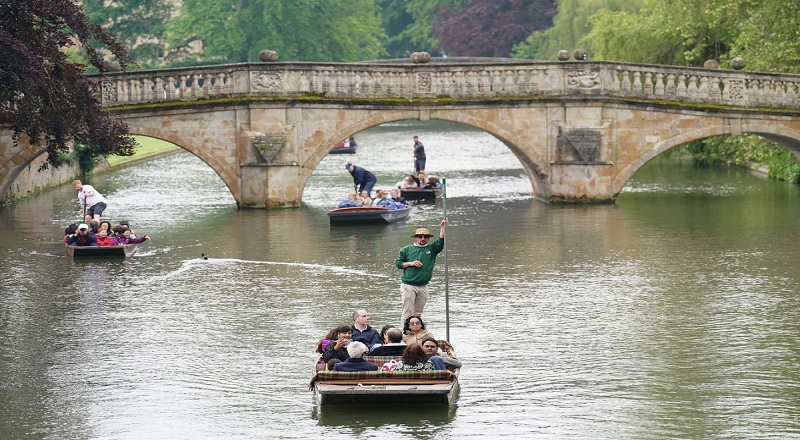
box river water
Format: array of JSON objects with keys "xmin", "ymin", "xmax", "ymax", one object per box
[{"xmin": 1, "ymin": 121, "xmax": 799, "ymax": 439}]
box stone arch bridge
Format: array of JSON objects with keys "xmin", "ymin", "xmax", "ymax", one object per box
[{"xmin": 3, "ymin": 59, "xmax": 800, "ymax": 207}]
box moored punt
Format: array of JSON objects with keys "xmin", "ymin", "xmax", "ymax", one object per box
[
  {"xmin": 311, "ymin": 355, "xmax": 460, "ymax": 406},
  {"xmin": 400, "ymin": 188, "xmax": 442, "ymax": 201},
  {"xmin": 327, "ymin": 206, "xmax": 411, "ymax": 225},
  {"xmin": 65, "ymin": 243, "xmax": 137, "ymax": 258},
  {"xmin": 329, "ymin": 143, "xmax": 357, "ymax": 155}
]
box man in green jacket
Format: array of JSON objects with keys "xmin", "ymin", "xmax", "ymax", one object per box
[{"xmin": 395, "ymin": 218, "xmax": 448, "ymax": 325}]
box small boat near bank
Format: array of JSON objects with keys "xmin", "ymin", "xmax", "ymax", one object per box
[
  {"xmin": 400, "ymin": 188, "xmax": 442, "ymax": 201},
  {"xmin": 327, "ymin": 206, "xmax": 411, "ymax": 225},
  {"xmin": 65, "ymin": 243, "xmax": 137, "ymax": 258},
  {"xmin": 311, "ymin": 343, "xmax": 460, "ymax": 405},
  {"xmin": 329, "ymin": 138, "xmax": 357, "ymax": 154}
]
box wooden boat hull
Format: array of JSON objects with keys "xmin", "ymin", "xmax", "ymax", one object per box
[
  {"xmin": 314, "ymin": 377, "xmax": 459, "ymax": 405},
  {"xmin": 328, "ymin": 206, "xmax": 410, "ymax": 225},
  {"xmin": 65, "ymin": 243, "xmax": 137, "ymax": 258},
  {"xmin": 329, "ymin": 145, "xmax": 357, "ymax": 154},
  {"xmin": 311, "ymin": 347, "xmax": 460, "ymax": 405},
  {"xmin": 400, "ymin": 188, "xmax": 442, "ymax": 200}
]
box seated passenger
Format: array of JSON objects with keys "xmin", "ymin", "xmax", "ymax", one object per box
[
  {"xmin": 114, "ymin": 227, "xmax": 150, "ymax": 245},
  {"xmin": 424, "ymin": 175, "xmax": 442, "ymax": 189},
  {"xmin": 98, "ymin": 220, "xmax": 113, "ymax": 235},
  {"xmin": 88, "ymin": 220, "xmax": 100, "ymax": 233},
  {"xmin": 96, "ymin": 228, "xmax": 118, "ymax": 246},
  {"xmin": 351, "ymin": 309, "xmax": 381, "ymax": 349},
  {"xmin": 332, "ymin": 341, "xmax": 379, "ymax": 371},
  {"xmin": 322, "ymin": 326, "xmax": 352, "ymax": 370},
  {"xmin": 402, "ymin": 315, "xmax": 435, "ymax": 346},
  {"xmin": 336, "ymin": 193, "xmax": 363, "ymax": 208},
  {"xmin": 66, "ymin": 223, "xmax": 98, "ymax": 247},
  {"xmin": 394, "ymin": 344, "xmax": 445, "ymax": 371},
  {"xmin": 417, "ymin": 171, "xmax": 428, "ymax": 188},
  {"xmin": 420, "ymin": 336, "xmax": 462, "ymax": 369},
  {"xmin": 372, "ymin": 189, "xmax": 394, "ymax": 208},
  {"xmin": 396, "ymin": 174, "xmax": 420, "ymax": 189},
  {"xmin": 389, "ymin": 189, "xmax": 407, "ymax": 208},
  {"xmin": 63, "ymin": 224, "xmax": 79, "ymax": 243},
  {"xmin": 358, "ymin": 190, "xmax": 372, "ymax": 206},
  {"xmin": 369, "ymin": 327, "xmax": 406, "ymax": 356}
]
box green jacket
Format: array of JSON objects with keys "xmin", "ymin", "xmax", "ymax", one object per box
[{"xmin": 395, "ymin": 238, "xmax": 445, "ymax": 286}]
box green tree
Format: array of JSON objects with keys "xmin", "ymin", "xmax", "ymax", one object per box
[
  {"xmin": 166, "ymin": 0, "xmax": 387, "ymax": 63},
  {"xmin": 0, "ymin": 0, "xmax": 135, "ymax": 170},
  {"xmin": 513, "ymin": 0, "xmax": 642, "ymax": 60},
  {"xmin": 82, "ymin": 0, "xmax": 174, "ymax": 69}
]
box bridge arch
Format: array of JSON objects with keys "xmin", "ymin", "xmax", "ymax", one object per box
[
  {"xmin": 125, "ymin": 124, "xmax": 240, "ymax": 202},
  {"xmin": 615, "ymin": 122, "xmax": 800, "ymax": 193},
  {"xmin": 300, "ymin": 110, "xmax": 547, "ymax": 200}
]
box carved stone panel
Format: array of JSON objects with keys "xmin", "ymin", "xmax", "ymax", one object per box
[
  {"xmin": 249, "ymin": 131, "xmax": 286, "ymax": 164},
  {"xmin": 251, "ymin": 72, "xmax": 282, "ymax": 90},
  {"xmin": 416, "ymin": 72, "xmax": 432, "ymax": 93},
  {"xmin": 557, "ymin": 128, "xmax": 602, "ymax": 163},
  {"xmin": 567, "ymin": 70, "xmax": 599, "ymax": 89}
]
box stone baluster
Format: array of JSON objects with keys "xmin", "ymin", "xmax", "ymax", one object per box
[
  {"xmin": 396, "ymin": 71, "xmax": 408, "ymax": 96},
  {"xmin": 198, "ymin": 74, "xmax": 209, "ymax": 97},
  {"xmin": 464, "ymin": 71, "xmax": 477, "ymax": 96},
  {"xmin": 454, "ymin": 71, "xmax": 466, "ymax": 96},
  {"xmin": 503, "ymin": 70, "xmax": 516, "ymax": 95},
  {"xmin": 321, "ymin": 71, "xmax": 331, "ymax": 94},
  {"xmin": 664, "ymin": 73, "xmax": 676, "ymax": 97},
  {"xmin": 708, "ymin": 76, "xmax": 721, "ymax": 100},
  {"xmin": 515, "ymin": 71, "xmax": 528, "ymax": 94},
  {"xmin": 654, "ymin": 72, "xmax": 665, "ymax": 96},
  {"xmin": 697, "ymin": 76, "xmax": 709, "ymax": 99},
  {"xmin": 784, "ymin": 81, "xmax": 798, "ymax": 106},
  {"xmin": 643, "ymin": 72, "xmax": 653, "ymax": 95},
  {"xmin": 619, "ymin": 70, "xmax": 631, "ymax": 93},
  {"xmin": 479, "ymin": 70, "xmax": 491, "ymax": 94},
  {"xmin": 676, "ymin": 74, "xmax": 687, "ymax": 97},
  {"xmin": 686, "ymin": 75, "xmax": 699, "ymax": 98},
  {"xmin": 190, "ymin": 74, "xmax": 200, "ymax": 97},
  {"xmin": 632, "ymin": 71, "xmax": 643, "ymax": 94}
]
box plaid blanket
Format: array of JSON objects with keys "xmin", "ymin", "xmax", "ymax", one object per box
[{"xmin": 309, "ymin": 369, "xmax": 455, "ymax": 389}]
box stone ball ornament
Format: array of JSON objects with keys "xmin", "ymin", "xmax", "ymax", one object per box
[
  {"xmin": 703, "ymin": 59, "xmax": 719, "ymax": 69},
  {"xmin": 730, "ymin": 57, "xmax": 746, "ymax": 70},
  {"xmin": 410, "ymin": 51, "xmax": 431, "ymax": 64},
  {"xmin": 258, "ymin": 50, "xmax": 279, "ymax": 62},
  {"xmin": 574, "ymin": 49, "xmax": 588, "ymax": 61},
  {"xmin": 557, "ymin": 50, "xmax": 570, "ymax": 61}
]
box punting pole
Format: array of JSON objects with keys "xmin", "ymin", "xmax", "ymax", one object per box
[{"xmin": 442, "ymin": 177, "xmax": 450, "ymax": 342}]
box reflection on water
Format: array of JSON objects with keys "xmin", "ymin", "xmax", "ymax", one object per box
[{"xmin": 1, "ymin": 121, "xmax": 800, "ymax": 439}]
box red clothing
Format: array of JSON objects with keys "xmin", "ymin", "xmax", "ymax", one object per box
[{"xmin": 96, "ymin": 236, "xmax": 118, "ymax": 246}]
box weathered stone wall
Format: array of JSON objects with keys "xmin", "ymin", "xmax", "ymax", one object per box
[{"xmin": 5, "ymin": 154, "xmax": 80, "ymax": 203}]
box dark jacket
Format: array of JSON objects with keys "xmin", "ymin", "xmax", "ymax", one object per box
[
  {"xmin": 322, "ymin": 343, "xmax": 349, "ymax": 364},
  {"xmin": 332, "ymin": 357, "xmax": 379, "ymax": 371},
  {"xmin": 369, "ymin": 344, "xmax": 407, "ymax": 356},
  {"xmin": 66, "ymin": 232, "xmax": 97, "ymax": 246},
  {"xmin": 349, "ymin": 166, "xmax": 377, "ymax": 186},
  {"xmin": 351, "ymin": 325, "xmax": 381, "ymax": 348}
]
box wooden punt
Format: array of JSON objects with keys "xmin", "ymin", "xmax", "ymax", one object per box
[
  {"xmin": 65, "ymin": 243, "xmax": 137, "ymax": 258},
  {"xmin": 311, "ymin": 343, "xmax": 460, "ymax": 405},
  {"xmin": 327, "ymin": 206, "xmax": 411, "ymax": 225},
  {"xmin": 400, "ymin": 188, "xmax": 442, "ymax": 201},
  {"xmin": 329, "ymin": 143, "xmax": 357, "ymax": 154}
]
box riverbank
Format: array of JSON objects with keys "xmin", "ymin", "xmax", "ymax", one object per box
[{"xmin": 3, "ymin": 137, "xmax": 181, "ymax": 204}]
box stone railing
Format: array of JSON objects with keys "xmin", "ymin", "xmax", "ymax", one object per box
[{"xmin": 95, "ymin": 61, "xmax": 800, "ymax": 110}]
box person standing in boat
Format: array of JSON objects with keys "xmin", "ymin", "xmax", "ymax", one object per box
[
  {"xmin": 71, "ymin": 180, "xmax": 107, "ymax": 224},
  {"xmin": 345, "ymin": 163, "xmax": 377, "ymax": 197},
  {"xmin": 395, "ymin": 219, "xmax": 448, "ymax": 325},
  {"xmin": 412, "ymin": 135, "xmax": 426, "ymax": 174}
]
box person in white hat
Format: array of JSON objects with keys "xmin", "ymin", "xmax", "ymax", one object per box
[{"xmin": 395, "ymin": 218, "xmax": 448, "ymax": 325}]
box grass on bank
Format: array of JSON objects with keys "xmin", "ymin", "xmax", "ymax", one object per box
[{"xmin": 105, "ymin": 136, "xmax": 180, "ymax": 166}]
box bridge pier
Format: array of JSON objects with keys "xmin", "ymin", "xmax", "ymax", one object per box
[{"xmin": 239, "ymin": 164, "xmax": 304, "ymax": 208}]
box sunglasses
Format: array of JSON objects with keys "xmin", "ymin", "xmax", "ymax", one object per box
[{"xmin": 409, "ymin": 321, "xmax": 422, "ymax": 325}]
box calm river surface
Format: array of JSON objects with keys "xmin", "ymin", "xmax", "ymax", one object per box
[{"xmin": 1, "ymin": 121, "xmax": 799, "ymax": 439}]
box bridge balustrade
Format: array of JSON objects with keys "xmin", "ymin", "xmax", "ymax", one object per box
[{"xmin": 96, "ymin": 61, "xmax": 800, "ymax": 110}]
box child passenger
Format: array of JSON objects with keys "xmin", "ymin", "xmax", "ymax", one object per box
[{"xmin": 96, "ymin": 229, "xmax": 118, "ymax": 246}]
